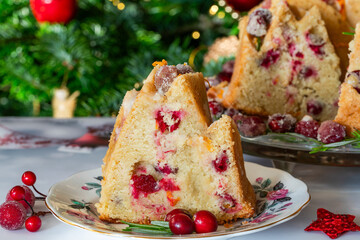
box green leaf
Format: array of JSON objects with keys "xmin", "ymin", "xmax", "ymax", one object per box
[
  {"xmin": 120, "ymin": 221, "xmax": 167, "ymax": 230},
  {"xmin": 261, "ymin": 178, "xmax": 271, "ymax": 189},
  {"xmin": 150, "ymin": 221, "xmax": 170, "ymax": 228},
  {"xmin": 85, "ymin": 183, "xmax": 101, "ymax": 188},
  {"xmin": 124, "ymin": 227, "xmax": 172, "ymax": 235}
]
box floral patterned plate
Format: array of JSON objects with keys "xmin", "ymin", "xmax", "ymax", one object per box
[{"xmin": 45, "ymin": 162, "xmax": 310, "ymax": 239}]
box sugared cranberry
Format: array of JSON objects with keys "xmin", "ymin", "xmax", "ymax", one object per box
[
  {"xmin": 159, "ymin": 178, "xmax": 180, "ymax": 192},
  {"xmin": 176, "ymin": 64, "xmax": 194, "ymax": 75},
  {"xmin": 169, "ymin": 213, "xmax": 195, "ymax": 235},
  {"xmin": 22, "ymin": 171, "xmax": 37, "ymax": 186},
  {"xmin": 6, "ymin": 186, "xmax": 35, "ymax": 213},
  {"xmin": 317, "ymin": 120, "xmax": 346, "ymax": 144},
  {"xmin": 155, "ymin": 110, "xmax": 182, "ymax": 133},
  {"xmin": 295, "ymin": 116, "xmax": 320, "ymax": 139},
  {"xmin": 247, "ymin": 8, "xmax": 272, "ymax": 37},
  {"xmin": 0, "ymin": 201, "xmax": 27, "ymax": 230},
  {"xmin": 306, "ymin": 100, "xmax": 323, "ymax": 116},
  {"xmin": 234, "ymin": 115, "xmax": 267, "ymax": 137},
  {"xmin": 224, "ymin": 108, "xmax": 239, "ymax": 118},
  {"xmin": 208, "ymin": 100, "xmax": 224, "ymax": 120},
  {"xmin": 206, "ymin": 76, "xmax": 221, "ymax": 89},
  {"xmin": 131, "ymin": 174, "xmax": 159, "ymax": 199},
  {"xmin": 218, "ymin": 60, "xmax": 235, "ymax": 82},
  {"xmin": 193, "ymin": 210, "xmax": 218, "ymax": 233},
  {"xmin": 10, "ymin": 186, "xmax": 25, "ymax": 201},
  {"xmin": 260, "ymin": 49, "xmax": 281, "ymax": 68},
  {"xmin": 305, "ymin": 32, "xmax": 325, "ymax": 56},
  {"xmin": 25, "ymin": 215, "xmax": 41, "ymax": 232},
  {"xmin": 212, "ymin": 151, "xmax": 229, "ymax": 173},
  {"xmin": 154, "ymin": 65, "xmax": 178, "ymax": 94},
  {"xmin": 165, "ymin": 209, "xmax": 192, "ymax": 221},
  {"xmin": 268, "ymin": 114, "xmax": 296, "ymax": 133}
]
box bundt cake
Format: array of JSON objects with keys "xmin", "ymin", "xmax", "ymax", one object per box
[
  {"xmin": 96, "ymin": 61, "xmax": 256, "ymax": 224},
  {"xmin": 220, "ymin": 0, "xmax": 341, "ymax": 122},
  {"xmin": 345, "ymin": 0, "xmax": 360, "ymax": 27},
  {"xmin": 335, "ymin": 24, "xmax": 360, "ymax": 135}
]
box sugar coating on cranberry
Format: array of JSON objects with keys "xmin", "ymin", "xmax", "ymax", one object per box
[
  {"xmin": 260, "ymin": 49, "xmax": 281, "ymax": 68},
  {"xmin": 233, "ymin": 115, "xmax": 267, "ymax": 137},
  {"xmin": 206, "ymin": 76, "xmax": 221, "ymax": 89},
  {"xmin": 208, "ymin": 100, "xmax": 224, "ymax": 120},
  {"xmin": 268, "ymin": 113, "xmax": 296, "ymax": 133},
  {"xmin": 306, "ymin": 100, "xmax": 323, "ymax": 116},
  {"xmin": 212, "ymin": 151, "xmax": 229, "ymax": 173},
  {"xmin": 175, "ymin": 64, "xmax": 194, "ymax": 75},
  {"xmin": 295, "ymin": 116, "xmax": 320, "ymax": 139},
  {"xmin": 131, "ymin": 174, "xmax": 160, "ymax": 199},
  {"xmin": 6, "ymin": 186, "xmax": 35, "ymax": 213},
  {"xmin": 165, "ymin": 209, "xmax": 192, "ymax": 221},
  {"xmin": 154, "ymin": 65, "xmax": 178, "ymax": 94},
  {"xmin": 0, "ymin": 201, "xmax": 27, "ymax": 230},
  {"xmin": 155, "ymin": 109, "xmax": 183, "ymax": 133},
  {"xmin": 193, "ymin": 210, "xmax": 218, "ymax": 233},
  {"xmin": 247, "ymin": 8, "xmax": 272, "ymax": 37},
  {"xmin": 317, "ymin": 120, "xmax": 346, "ymax": 144},
  {"xmin": 169, "ymin": 213, "xmax": 195, "ymax": 235},
  {"xmin": 224, "ymin": 108, "xmax": 239, "ymax": 118}
]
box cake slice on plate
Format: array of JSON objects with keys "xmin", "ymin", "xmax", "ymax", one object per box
[
  {"xmin": 335, "ymin": 24, "xmax": 360, "ymax": 135},
  {"xmin": 221, "ymin": 0, "xmax": 341, "ymax": 121},
  {"xmin": 96, "ymin": 61, "xmax": 256, "ymax": 224}
]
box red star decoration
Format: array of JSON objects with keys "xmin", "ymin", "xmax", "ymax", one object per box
[{"xmin": 305, "ymin": 208, "xmax": 360, "ymax": 239}]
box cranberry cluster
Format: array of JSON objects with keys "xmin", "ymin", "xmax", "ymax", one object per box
[
  {"xmin": 165, "ymin": 209, "xmax": 218, "ymax": 234},
  {"xmin": 0, "ymin": 171, "xmax": 47, "ymax": 232}
]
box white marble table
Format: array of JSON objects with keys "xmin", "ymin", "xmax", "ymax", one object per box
[{"xmin": 0, "ymin": 117, "xmax": 359, "ymax": 239}]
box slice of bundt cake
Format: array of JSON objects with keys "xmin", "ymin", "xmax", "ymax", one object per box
[
  {"xmin": 96, "ymin": 61, "xmax": 256, "ymax": 224},
  {"xmin": 222, "ymin": 0, "xmax": 341, "ymax": 121},
  {"xmin": 345, "ymin": 0, "xmax": 360, "ymax": 27},
  {"xmin": 335, "ymin": 24, "xmax": 360, "ymax": 135}
]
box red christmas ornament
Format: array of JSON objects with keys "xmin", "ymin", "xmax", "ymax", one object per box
[
  {"xmin": 305, "ymin": 208, "xmax": 360, "ymax": 239},
  {"xmin": 224, "ymin": 0, "xmax": 262, "ymax": 12},
  {"xmin": 30, "ymin": 0, "xmax": 77, "ymax": 24}
]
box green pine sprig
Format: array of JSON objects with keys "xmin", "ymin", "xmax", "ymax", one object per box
[
  {"xmin": 121, "ymin": 220, "xmax": 172, "ymax": 235},
  {"xmin": 343, "ymin": 31, "xmax": 355, "ymax": 36}
]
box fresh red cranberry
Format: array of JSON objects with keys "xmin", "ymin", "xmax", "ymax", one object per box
[
  {"xmin": 306, "ymin": 100, "xmax": 323, "ymax": 116},
  {"xmin": 0, "ymin": 201, "xmax": 27, "ymax": 230},
  {"xmin": 193, "ymin": 210, "xmax": 218, "ymax": 233},
  {"xmin": 268, "ymin": 114, "xmax": 296, "ymax": 133},
  {"xmin": 212, "ymin": 151, "xmax": 229, "ymax": 173},
  {"xmin": 300, "ymin": 66, "xmax": 317, "ymax": 79},
  {"xmin": 260, "ymin": 49, "xmax": 281, "ymax": 68},
  {"xmin": 6, "ymin": 186, "xmax": 35, "ymax": 213},
  {"xmin": 10, "ymin": 186, "xmax": 25, "ymax": 201},
  {"xmin": 155, "ymin": 163, "xmax": 178, "ymax": 175},
  {"xmin": 169, "ymin": 213, "xmax": 195, "ymax": 235},
  {"xmin": 155, "ymin": 110, "xmax": 182, "ymax": 133},
  {"xmin": 317, "ymin": 120, "xmax": 346, "ymax": 144},
  {"xmin": 208, "ymin": 100, "xmax": 224, "ymax": 120},
  {"xmin": 131, "ymin": 174, "xmax": 159, "ymax": 199},
  {"xmin": 234, "ymin": 115, "xmax": 267, "ymax": 137},
  {"xmin": 25, "ymin": 215, "xmax": 42, "ymax": 232},
  {"xmin": 305, "ymin": 32, "xmax": 325, "ymax": 56},
  {"xmin": 159, "ymin": 178, "xmax": 180, "ymax": 192},
  {"xmin": 154, "ymin": 65, "xmax": 178, "ymax": 94},
  {"xmin": 22, "ymin": 171, "xmax": 37, "ymax": 186},
  {"xmin": 295, "ymin": 116, "xmax": 320, "ymax": 139},
  {"xmin": 165, "ymin": 209, "xmax": 192, "ymax": 221},
  {"xmin": 247, "ymin": 8, "xmax": 272, "ymax": 37},
  {"xmin": 175, "ymin": 64, "xmax": 194, "ymax": 75}
]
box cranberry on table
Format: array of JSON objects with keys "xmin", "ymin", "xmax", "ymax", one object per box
[
  {"xmin": 0, "ymin": 201, "xmax": 27, "ymax": 230},
  {"xmin": 247, "ymin": 8, "xmax": 272, "ymax": 37},
  {"xmin": 317, "ymin": 120, "xmax": 346, "ymax": 144},
  {"xmin": 6, "ymin": 186, "xmax": 35, "ymax": 213},
  {"xmin": 268, "ymin": 114, "xmax": 296, "ymax": 133},
  {"xmin": 169, "ymin": 213, "xmax": 195, "ymax": 235},
  {"xmin": 25, "ymin": 215, "xmax": 42, "ymax": 232},
  {"xmin": 193, "ymin": 210, "xmax": 218, "ymax": 233},
  {"xmin": 295, "ymin": 116, "xmax": 320, "ymax": 139},
  {"xmin": 22, "ymin": 171, "xmax": 37, "ymax": 186},
  {"xmin": 234, "ymin": 115, "xmax": 267, "ymax": 137},
  {"xmin": 165, "ymin": 209, "xmax": 192, "ymax": 221}
]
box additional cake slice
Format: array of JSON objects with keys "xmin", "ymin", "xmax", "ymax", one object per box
[
  {"xmin": 222, "ymin": 0, "xmax": 341, "ymax": 121},
  {"xmin": 335, "ymin": 24, "xmax": 360, "ymax": 135},
  {"xmin": 96, "ymin": 61, "xmax": 256, "ymax": 224}
]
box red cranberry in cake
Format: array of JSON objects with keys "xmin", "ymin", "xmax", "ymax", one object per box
[
  {"xmin": 212, "ymin": 151, "xmax": 229, "ymax": 173},
  {"xmin": 208, "ymin": 100, "xmax": 224, "ymax": 120},
  {"xmin": 295, "ymin": 115, "xmax": 320, "ymax": 139},
  {"xmin": 233, "ymin": 115, "xmax": 267, "ymax": 137},
  {"xmin": 154, "ymin": 65, "xmax": 178, "ymax": 94},
  {"xmin": 247, "ymin": 8, "xmax": 272, "ymax": 37},
  {"xmin": 317, "ymin": 120, "xmax": 346, "ymax": 144},
  {"xmin": 176, "ymin": 64, "xmax": 194, "ymax": 75},
  {"xmin": 159, "ymin": 178, "xmax": 180, "ymax": 192},
  {"xmin": 268, "ymin": 114, "xmax": 296, "ymax": 133},
  {"xmin": 347, "ymin": 70, "xmax": 360, "ymax": 93},
  {"xmin": 155, "ymin": 109, "xmax": 183, "ymax": 133},
  {"xmin": 130, "ymin": 174, "xmax": 160, "ymax": 199},
  {"xmin": 305, "ymin": 32, "xmax": 325, "ymax": 56},
  {"xmin": 165, "ymin": 209, "xmax": 192, "ymax": 221},
  {"xmin": 306, "ymin": 100, "xmax": 323, "ymax": 116},
  {"xmin": 299, "ymin": 66, "xmax": 317, "ymax": 79},
  {"xmin": 155, "ymin": 162, "xmax": 178, "ymax": 175},
  {"xmin": 260, "ymin": 49, "xmax": 281, "ymax": 68},
  {"xmin": 217, "ymin": 193, "xmax": 241, "ymax": 213}
]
